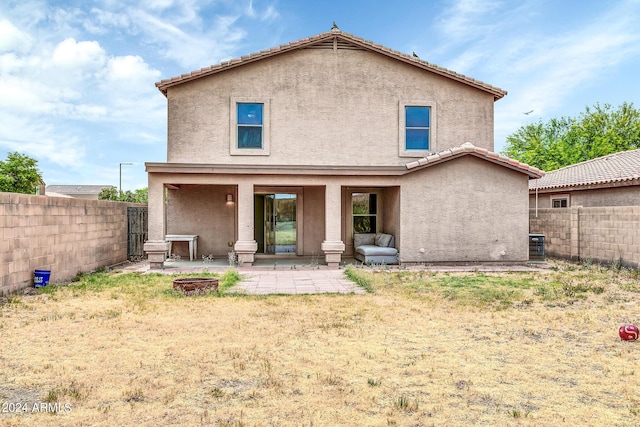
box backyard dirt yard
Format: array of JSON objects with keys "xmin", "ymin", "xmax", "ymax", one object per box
[{"xmin": 1, "ymin": 261, "xmax": 639, "ymax": 426}]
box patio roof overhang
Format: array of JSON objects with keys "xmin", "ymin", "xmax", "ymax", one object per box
[
  {"xmin": 146, "ymin": 144, "xmax": 544, "ymax": 180},
  {"xmin": 145, "ymin": 162, "xmax": 409, "ymax": 176}
]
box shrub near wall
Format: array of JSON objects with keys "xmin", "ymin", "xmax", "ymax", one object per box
[{"xmin": 0, "ymin": 192, "xmax": 141, "ymax": 296}]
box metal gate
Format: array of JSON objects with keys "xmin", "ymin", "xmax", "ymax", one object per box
[{"xmin": 128, "ymin": 206, "xmax": 148, "ymax": 259}]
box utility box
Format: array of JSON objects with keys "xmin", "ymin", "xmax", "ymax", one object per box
[{"xmin": 529, "ymin": 234, "xmax": 545, "ymax": 261}]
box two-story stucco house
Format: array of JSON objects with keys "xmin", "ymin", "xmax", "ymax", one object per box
[{"xmin": 144, "ymin": 28, "xmax": 543, "ymax": 268}]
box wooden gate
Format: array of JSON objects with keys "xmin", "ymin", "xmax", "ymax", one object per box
[{"xmin": 127, "ymin": 206, "xmax": 148, "ymax": 259}]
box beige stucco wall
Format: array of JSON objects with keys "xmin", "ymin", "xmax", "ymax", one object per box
[
  {"xmin": 147, "ymin": 155, "xmax": 531, "ymax": 264},
  {"xmin": 166, "ymin": 184, "xmax": 236, "ymax": 257},
  {"xmin": 165, "ymin": 47, "xmax": 496, "ymax": 167},
  {"xmin": 163, "ymin": 183, "xmax": 327, "ymax": 258},
  {"xmin": 530, "ymin": 185, "xmax": 640, "ymax": 209},
  {"xmin": 302, "ymin": 186, "xmax": 325, "ymax": 256},
  {"xmin": 530, "ymin": 206, "xmax": 640, "ymax": 268},
  {"xmin": 400, "ymin": 156, "xmax": 530, "ymax": 263},
  {"xmin": 0, "ymin": 192, "xmax": 139, "ymax": 295}
]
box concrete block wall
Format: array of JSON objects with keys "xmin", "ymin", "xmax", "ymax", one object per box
[
  {"xmin": 530, "ymin": 206, "xmax": 640, "ymax": 268},
  {"xmin": 1, "ymin": 192, "xmax": 139, "ymax": 296}
]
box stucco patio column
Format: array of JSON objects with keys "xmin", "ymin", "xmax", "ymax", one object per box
[
  {"xmin": 143, "ymin": 175, "xmax": 169, "ymax": 269},
  {"xmin": 321, "ymin": 183, "xmax": 345, "ymax": 267},
  {"xmin": 233, "ymin": 182, "xmax": 257, "ymax": 265}
]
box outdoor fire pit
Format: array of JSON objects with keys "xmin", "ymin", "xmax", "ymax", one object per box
[{"xmin": 172, "ymin": 277, "xmax": 219, "ymax": 294}]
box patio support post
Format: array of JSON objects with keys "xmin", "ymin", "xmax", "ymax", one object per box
[
  {"xmin": 143, "ymin": 175, "xmax": 170, "ymax": 269},
  {"xmin": 321, "ymin": 182, "xmax": 345, "ymax": 267},
  {"xmin": 234, "ymin": 182, "xmax": 257, "ymax": 265}
]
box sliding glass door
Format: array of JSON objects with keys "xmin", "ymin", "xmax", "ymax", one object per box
[{"xmin": 255, "ymin": 193, "xmax": 297, "ymax": 254}]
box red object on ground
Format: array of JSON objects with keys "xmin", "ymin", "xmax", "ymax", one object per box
[{"xmin": 619, "ymin": 324, "xmax": 639, "ymax": 341}]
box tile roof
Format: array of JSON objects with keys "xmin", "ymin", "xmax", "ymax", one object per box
[
  {"xmin": 155, "ymin": 29, "xmax": 507, "ymax": 100},
  {"xmin": 528, "ymin": 149, "xmax": 640, "ymax": 191},
  {"xmin": 405, "ymin": 142, "xmax": 544, "ymax": 178}
]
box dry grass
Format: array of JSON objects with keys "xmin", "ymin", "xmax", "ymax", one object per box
[{"xmin": 1, "ymin": 261, "xmax": 639, "ymax": 426}]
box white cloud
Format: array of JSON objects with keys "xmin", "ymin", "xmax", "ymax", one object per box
[
  {"xmin": 105, "ymin": 55, "xmax": 161, "ymax": 83},
  {"xmin": 51, "ymin": 38, "xmax": 106, "ymax": 68},
  {"xmin": 261, "ymin": 5, "xmax": 279, "ymax": 22},
  {"xmin": 0, "ymin": 19, "xmax": 31, "ymax": 52},
  {"xmin": 434, "ymin": 0, "xmax": 503, "ymax": 45}
]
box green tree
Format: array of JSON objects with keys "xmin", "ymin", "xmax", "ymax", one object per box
[
  {"xmin": 502, "ymin": 102, "xmax": 640, "ymax": 171},
  {"xmin": 98, "ymin": 186, "xmax": 148, "ymax": 203},
  {"xmin": 0, "ymin": 151, "xmax": 43, "ymax": 194},
  {"xmin": 98, "ymin": 186, "xmax": 119, "ymax": 201}
]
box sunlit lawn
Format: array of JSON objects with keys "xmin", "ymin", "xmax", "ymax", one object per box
[{"xmin": 1, "ymin": 261, "xmax": 639, "ymax": 426}]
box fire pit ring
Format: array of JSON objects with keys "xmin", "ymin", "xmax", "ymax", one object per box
[{"xmin": 173, "ymin": 277, "xmax": 219, "ymax": 294}]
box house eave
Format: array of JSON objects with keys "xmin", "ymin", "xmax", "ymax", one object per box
[{"xmin": 529, "ymin": 177, "xmax": 640, "ymax": 193}]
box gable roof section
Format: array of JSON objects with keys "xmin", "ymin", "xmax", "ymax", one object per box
[
  {"xmin": 529, "ymin": 149, "xmax": 640, "ymax": 191},
  {"xmin": 405, "ymin": 142, "xmax": 544, "ymax": 179},
  {"xmin": 155, "ymin": 29, "xmax": 507, "ymax": 100}
]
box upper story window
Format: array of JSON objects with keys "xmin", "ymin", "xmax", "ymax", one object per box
[
  {"xmin": 405, "ymin": 106, "xmax": 430, "ymax": 150},
  {"xmin": 237, "ymin": 103, "xmax": 263, "ymax": 149},
  {"xmin": 399, "ymin": 101, "xmax": 436, "ymax": 157},
  {"xmin": 230, "ymin": 97, "xmax": 270, "ymax": 156}
]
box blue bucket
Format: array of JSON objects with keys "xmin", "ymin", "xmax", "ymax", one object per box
[{"xmin": 34, "ymin": 270, "xmax": 51, "ymax": 288}]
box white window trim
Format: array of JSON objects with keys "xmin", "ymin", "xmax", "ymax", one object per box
[
  {"xmin": 399, "ymin": 100, "xmax": 437, "ymax": 157},
  {"xmin": 551, "ymin": 194, "xmax": 570, "ymax": 208},
  {"xmin": 230, "ymin": 97, "xmax": 270, "ymax": 156}
]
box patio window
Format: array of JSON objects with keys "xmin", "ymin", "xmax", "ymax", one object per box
[{"xmin": 352, "ymin": 193, "xmax": 377, "ymax": 234}]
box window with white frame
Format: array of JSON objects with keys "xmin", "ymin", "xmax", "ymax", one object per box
[
  {"xmin": 399, "ymin": 101, "xmax": 435, "ymax": 157},
  {"xmin": 551, "ymin": 195, "xmax": 569, "ymax": 208},
  {"xmin": 230, "ymin": 97, "xmax": 270, "ymax": 155}
]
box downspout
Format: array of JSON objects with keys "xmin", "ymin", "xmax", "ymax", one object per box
[{"xmin": 535, "ymin": 179, "xmax": 538, "ymax": 218}]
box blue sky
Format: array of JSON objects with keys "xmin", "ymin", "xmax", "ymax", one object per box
[{"xmin": 1, "ymin": 0, "xmax": 639, "ymax": 191}]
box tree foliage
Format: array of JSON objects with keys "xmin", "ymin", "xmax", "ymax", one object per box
[
  {"xmin": 0, "ymin": 151, "xmax": 43, "ymax": 194},
  {"xmin": 501, "ymin": 102, "xmax": 640, "ymax": 171},
  {"xmin": 98, "ymin": 187, "xmax": 148, "ymax": 203}
]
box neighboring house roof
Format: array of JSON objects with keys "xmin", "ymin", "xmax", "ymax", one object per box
[
  {"xmin": 45, "ymin": 185, "xmax": 114, "ymax": 196},
  {"xmin": 528, "ymin": 149, "xmax": 640, "ymax": 191},
  {"xmin": 155, "ymin": 28, "xmax": 507, "ymax": 100},
  {"xmin": 44, "ymin": 192, "xmax": 74, "ymax": 198},
  {"xmin": 406, "ymin": 142, "xmax": 544, "ymax": 179}
]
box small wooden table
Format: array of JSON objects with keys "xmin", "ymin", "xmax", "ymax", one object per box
[{"xmin": 165, "ymin": 235, "xmax": 198, "ymax": 261}]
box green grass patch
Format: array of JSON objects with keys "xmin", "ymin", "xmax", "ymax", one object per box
[
  {"xmin": 36, "ymin": 269, "xmax": 243, "ymax": 301},
  {"xmin": 342, "ymin": 267, "xmax": 622, "ymax": 309},
  {"xmin": 344, "ymin": 268, "xmax": 373, "ymax": 293}
]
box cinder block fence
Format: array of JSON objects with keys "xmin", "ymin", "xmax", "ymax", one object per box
[
  {"xmin": 530, "ymin": 206, "xmax": 640, "ymax": 269},
  {"xmin": 1, "ymin": 192, "xmax": 143, "ymax": 296}
]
